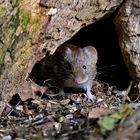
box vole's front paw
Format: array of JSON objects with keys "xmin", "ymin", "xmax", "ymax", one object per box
[{"xmin": 85, "ymin": 90, "xmax": 96, "ymax": 102}]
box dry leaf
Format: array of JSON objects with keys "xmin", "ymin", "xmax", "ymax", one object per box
[
  {"xmin": 88, "ymin": 107, "xmax": 108, "ymax": 119},
  {"xmin": 60, "ymin": 99, "xmax": 70, "ymax": 105},
  {"xmin": 18, "ymin": 80, "xmax": 48, "ymax": 101}
]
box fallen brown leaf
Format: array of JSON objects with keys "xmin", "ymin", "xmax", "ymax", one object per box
[
  {"xmin": 88, "ymin": 107, "xmax": 109, "ymax": 119},
  {"xmin": 18, "ymin": 80, "xmax": 48, "ymax": 101}
]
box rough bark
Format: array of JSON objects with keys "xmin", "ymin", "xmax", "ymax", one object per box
[
  {"xmin": 0, "ymin": 0, "xmax": 49, "ymax": 114},
  {"xmin": 0, "ymin": 0, "xmax": 123, "ymax": 114},
  {"xmin": 115, "ymin": 0, "xmax": 140, "ymax": 81},
  {"xmin": 43, "ymin": 0, "xmax": 123, "ymax": 53}
]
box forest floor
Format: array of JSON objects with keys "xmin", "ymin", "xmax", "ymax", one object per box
[{"xmin": 1, "ymin": 80, "xmax": 140, "ymax": 140}]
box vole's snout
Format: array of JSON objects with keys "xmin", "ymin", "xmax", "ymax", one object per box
[{"xmin": 75, "ymin": 75, "xmax": 88, "ymax": 84}]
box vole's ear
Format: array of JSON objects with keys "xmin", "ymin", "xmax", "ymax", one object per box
[
  {"xmin": 84, "ymin": 46, "xmax": 98, "ymax": 63},
  {"xmin": 65, "ymin": 46, "xmax": 72, "ymax": 56},
  {"xmin": 53, "ymin": 43, "xmax": 72, "ymax": 58}
]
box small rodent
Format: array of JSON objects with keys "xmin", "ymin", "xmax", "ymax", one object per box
[
  {"xmin": 53, "ymin": 43, "xmax": 98, "ymax": 101},
  {"xmin": 30, "ymin": 43, "xmax": 98, "ymax": 101}
]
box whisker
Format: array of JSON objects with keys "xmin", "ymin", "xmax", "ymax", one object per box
[
  {"xmin": 96, "ymin": 73, "xmax": 114, "ymax": 78},
  {"xmin": 97, "ymin": 64, "xmax": 119, "ymax": 70}
]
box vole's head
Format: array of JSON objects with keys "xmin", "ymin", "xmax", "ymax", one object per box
[{"xmin": 64, "ymin": 44, "xmax": 97, "ymax": 85}]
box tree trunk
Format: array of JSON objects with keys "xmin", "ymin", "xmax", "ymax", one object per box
[{"xmin": 115, "ymin": 0, "xmax": 140, "ymax": 81}]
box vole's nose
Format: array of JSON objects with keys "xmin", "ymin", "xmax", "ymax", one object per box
[{"xmin": 75, "ymin": 75, "xmax": 88, "ymax": 84}]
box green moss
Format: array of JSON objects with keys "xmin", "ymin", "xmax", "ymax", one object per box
[
  {"xmin": 0, "ymin": 22, "xmax": 16, "ymax": 63},
  {"xmin": 0, "ymin": 5, "xmax": 6, "ymax": 17},
  {"xmin": 30, "ymin": 17, "xmax": 39, "ymax": 25},
  {"xmin": 5, "ymin": 27, "xmax": 16, "ymax": 45},
  {"xmin": 0, "ymin": 48, "xmax": 5, "ymax": 64},
  {"xmin": 0, "ymin": 4, "xmax": 18, "ymax": 66},
  {"xmin": 18, "ymin": 8, "xmax": 39, "ymax": 31},
  {"xmin": 15, "ymin": 40, "xmax": 32, "ymax": 62},
  {"xmin": 0, "ymin": 27, "xmax": 15, "ymax": 64},
  {"xmin": 31, "ymin": 135, "xmax": 43, "ymax": 140},
  {"xmin": 19, "ymin": 9, "xmax": 30, "ymax": 29}
]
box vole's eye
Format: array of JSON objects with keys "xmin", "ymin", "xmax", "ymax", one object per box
[{"xmin": 83, "ymin": 65, "xmax": 86, "ymax": 70}]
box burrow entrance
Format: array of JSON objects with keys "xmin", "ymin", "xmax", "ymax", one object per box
[
  {"xmin": 30, "ymin": 15, "xmax": 130, "ymax": 90},
  {"xmin": 66, "ymin": 16, "xmax": 130, "ymax": 90}
]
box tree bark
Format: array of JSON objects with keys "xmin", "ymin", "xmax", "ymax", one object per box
[{"xmin": 115, "ymin": 0, "xmax": 140, "ymax": 81}]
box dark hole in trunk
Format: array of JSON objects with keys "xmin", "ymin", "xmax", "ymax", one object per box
[
  {"xmin": 66, "ymin": 16, "xmax": 130, "ymax": 90},
  {"xmin": 29, "ymin": 15, "xmax": 130, "ymax": 90}
]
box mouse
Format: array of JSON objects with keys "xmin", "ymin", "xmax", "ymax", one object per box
[
  {"xmin": 53, "ymin": 43, "xmax": 98, "ymax": 101},
  {"xmin": 29, "ymin": 43, "xmax": 98, "ymax": 102}
]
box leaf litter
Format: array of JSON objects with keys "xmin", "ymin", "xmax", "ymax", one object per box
[{"xmin": 0, "ymin": 79, "xmax": 140, "ymax": 140}]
